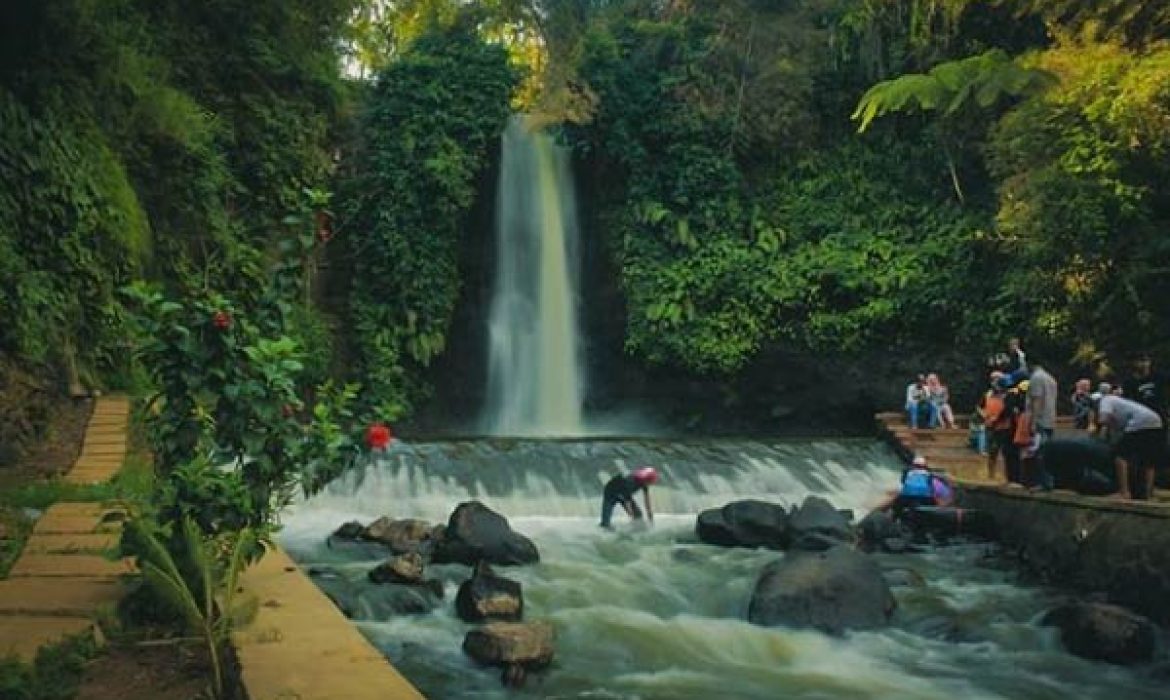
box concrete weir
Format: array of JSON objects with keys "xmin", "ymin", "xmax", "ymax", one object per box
[{"xmin": 875, "ymin": 412, "xmax": 1170, "ymax": 625}]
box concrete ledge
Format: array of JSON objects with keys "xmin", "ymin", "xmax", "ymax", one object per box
[
  {"xmin": 958, "ymin": 483, "xmax": 1170, "ymax": 624},
  {"xmin": 21, "ymin": 533, "xmax": 119, "ymax": 554},
  {"xmin": 233, "ymin": 547, "xmax": 425, "ymax": 700}
]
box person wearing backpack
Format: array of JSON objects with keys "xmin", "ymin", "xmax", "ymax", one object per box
[{"xmin": 980, "ymin": 373, "xmax": 1017, "ymax": 482}]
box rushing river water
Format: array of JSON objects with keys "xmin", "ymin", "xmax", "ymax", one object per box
[{"xmin": 279, "ymin": 439, "xmax": 1167, "ymax": 699}]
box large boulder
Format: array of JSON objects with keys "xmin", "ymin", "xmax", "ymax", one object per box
[
  {"xmin": 432, "ymin": 502, "xmax": 539, "ymax": 566},
  {"xmin": 695, "ymin": 500, "xmax": 789, "ymax": 549},
  {"xmin": 360, "ymin": 517, "xmax": 439, "ymax": 555},
  {"xmin": 463, "ymin": 621, "xmax": 555, "ymax": 669},
  {"xmin": 1041, "ymin": 602, "xmax": 1157, "ymax": 665},
  {"xmin": 456, "ymin": 562, "xmax": 523, "ymax": 623},
  {"xmin": 747, "ymin": 546, "xmax": 895, "ymax": 635},
  {"xmin": 788, "ymin": 496, "xmax": 854, "ymax": 551}
]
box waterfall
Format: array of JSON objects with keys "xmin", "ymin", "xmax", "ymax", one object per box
[{"xmin": 482, "ymin": 116, "xmax": 584, "ymax": 436}]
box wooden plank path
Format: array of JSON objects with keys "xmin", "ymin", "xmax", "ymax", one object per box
[{"xmin": 0, "ymin": 396, "xmax": 132, "ymax": 661}]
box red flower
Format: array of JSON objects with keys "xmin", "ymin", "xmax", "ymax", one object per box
[
  {"xmin": 212, "ymin": 311, "xmax": 232, "ymax": 330},
  {"xmin": 365, "ymin": 423, "xmax": 393, "ymax": 451}
]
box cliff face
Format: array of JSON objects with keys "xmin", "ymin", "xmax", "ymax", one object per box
[{"xmin": 958, "ymin": 485, "xmax": 1170, "ymax": 625}]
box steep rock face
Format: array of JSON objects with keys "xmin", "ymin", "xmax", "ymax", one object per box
[
  {"xmin": 432, "ymin": 501, "xmax": 540, "ymax": 566},
  {"xmin": 1042, "ymin": 602, "xmax": 1157, "ymax": 665},
  {"xmin": 959, "ymin": 485, "xmax": 1170, "ymax": 624},
  {"xmin": 747, "ymin": 546, "xmax": 895, "ymax": 635}
]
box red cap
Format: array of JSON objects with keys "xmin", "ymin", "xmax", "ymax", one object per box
[{"xmin": 633, "ymin": 467, "xmax": 658, "ymax": 484}]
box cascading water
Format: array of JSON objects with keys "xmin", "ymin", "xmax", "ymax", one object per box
[
  {"xmin": 482, "ymin": 116, "xmax": 584, "ymax": 436},
  {"xmin": 281, "ymin": 440, "xmax": 1166, "ymax": 700}
]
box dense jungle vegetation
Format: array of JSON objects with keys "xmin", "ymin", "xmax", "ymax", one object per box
[{"xmin": 2, "ymin": 0, "xmax": 1169, "ymax": 449}]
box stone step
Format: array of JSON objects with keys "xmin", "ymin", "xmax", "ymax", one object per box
[
  {"xmin": 81, "ymin": 440, "xmax": 128, "ymax": 451},
  {"xmin": 0, "ymin": 616, "xmax": 101, "ymax": 662},
  {"xmin": 78, "ymin": 445, "xmax": 127, "ymax": 457},
  {"xmin": 22, "ymin": 532, "xmax": 120, "ymax": 554},
  {"xmin": 0, "ymin": 579, "xmax": 125, "ymax": 616},
  {"xmin": 33, "ymin": 505, "xmax": 126, "ymax": 535},
  {"xmin": 8, "ymin": 554, "xmax": 137, "ymax": 578}
]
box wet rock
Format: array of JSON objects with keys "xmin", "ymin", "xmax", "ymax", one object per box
[
  {"xmin": 880, "ymin": 537, "xmax": 922, "ymax": 554},
  {"xmin": 369, "ymin": 552, "xmax": 425, "ymax": 585},
  {"xmin": 695, "ymin": 500, "xmax": 789, "ymax": 550},
  {"xmin": 1041, "ymin": 602, "xmax": 1156, "ymax": 665},
  {"xmin": 361, "ymin": 517, "xmax": 438, "ymax": 555},
  {"xmin": 456, "ymin": 561, "xmax": 523, "ymax": 623},
  {"xmin": 331, "ymin": 520, "xmax": 365, "ymax": 540},
  {"xmin": 787, "ymin": 496, "xmax": 853, "ymax": 550},
  {"xmin": 858, "ymin": 510, "xmax": 899, "ymax": 549},
  {"xmin": 671, "ymin": 547, "xmax": 705, "ymax": 563},
  {"xmin": 748, "ymin": 546, "xmax": 895, "ymax": 635},
  {"xmin": 316, "ymin": 573, "xmax": 442, "ymax": 618},
  {"xmin": 882, "ymin": 567, "xmax": 926, "ymax": 588},
  {"xmin": 463, "ymin": 621, "xmax": 555, "ymax": 671},
  {"xmin": 790, "ymin": 532, "xmax": 845, "ymax": 552},
  {"xmin": 432, "ymin": 501, "xmax": 539, "ymax": 566}
]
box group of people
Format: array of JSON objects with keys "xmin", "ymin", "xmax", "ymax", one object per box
[
  {"xmin": 970, "ymin": 339, "xmax": 1167, "ymax": 501},
  {"xmin": 904, "ymin": 373, "xmax": 956, "ymax": 429}
]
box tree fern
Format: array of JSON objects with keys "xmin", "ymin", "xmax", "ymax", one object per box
[{"xmin": 853, "ymin": 49, "xmax": 1057, "ymax": 132}]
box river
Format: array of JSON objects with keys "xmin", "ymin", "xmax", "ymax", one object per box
[{"xmin": 279, "ymin": 438, "xmax": 1166, "ymax": 699}]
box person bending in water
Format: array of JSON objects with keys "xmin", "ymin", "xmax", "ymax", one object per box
[
  {"xmin": 600, "ymin": 467, "xmax": 657, "ymax": 528},
  {"xmin": 878, "ymin": 455, "xmax": 954, "ymax": 517}
]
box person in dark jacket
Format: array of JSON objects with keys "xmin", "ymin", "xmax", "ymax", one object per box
[{"xmin": 600, "ymin": 467, "xmax": 657, "ymax": 528}]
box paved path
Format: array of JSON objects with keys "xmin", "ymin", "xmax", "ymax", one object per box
[{"xmin": 0, "ymin": 397, "xmax": 132, "ymax": 661}]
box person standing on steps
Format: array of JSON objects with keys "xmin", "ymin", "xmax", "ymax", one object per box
[
  {"xmin": 600, "ymin": 467, "xmax": 657, "ymax": 528},
  {"xmin": 1028, "ymin": 359, "xmax": 1058, "ymax": 489}
]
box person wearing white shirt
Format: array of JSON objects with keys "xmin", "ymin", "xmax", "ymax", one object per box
[{"xmin": 1092, "ymin": 394, "xmax": 1165, "ymax": 500}]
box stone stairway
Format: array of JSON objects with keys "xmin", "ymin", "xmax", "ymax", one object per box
[
  {"xmin": 876, "ymin": 411, "xmax": 1081, "ymax": 482},
  {"xmin": 0, "ymin": 397, "xmax": 134, "ymax": 661}
]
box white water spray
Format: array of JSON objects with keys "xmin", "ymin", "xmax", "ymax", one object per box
[{"xmin": 482, "ymin": 116, "xmax": 584, "ymax": 436}]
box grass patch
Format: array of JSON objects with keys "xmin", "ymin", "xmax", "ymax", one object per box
[{"xmin": 0, "ymin": 631, "xmax": 99, "ymax": 700}]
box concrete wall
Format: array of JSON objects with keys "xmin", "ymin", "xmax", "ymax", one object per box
[{"xmin": 958, "ymin": 484, "xmax": 1170, "ymax": 625}]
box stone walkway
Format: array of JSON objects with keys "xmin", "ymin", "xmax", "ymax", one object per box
[{"xmin": 0, "ymin": 397, "xmax": 132, "ymax": 661}]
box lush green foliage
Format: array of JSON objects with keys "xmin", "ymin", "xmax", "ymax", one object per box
[
  {"xmin": 0, "ymin": 0, "xmax": 356, "ymax": 449},
  {"xmin": 341, "ymin": 20, "xmax": 518, "ymax": 415},
  {"xmin": 987, "ymin": 43, "xmax": 1170, "ymax": 358},
  {"xmin": 124, "ymin": 279, "xmax": 360, "ymax": 538}
]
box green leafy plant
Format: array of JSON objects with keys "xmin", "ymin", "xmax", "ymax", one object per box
[{"xmin": 124, "ymin": 516, "xmax": 256, "ymax": 700}]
